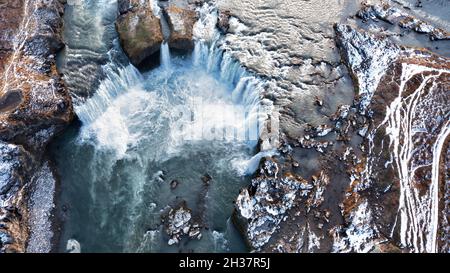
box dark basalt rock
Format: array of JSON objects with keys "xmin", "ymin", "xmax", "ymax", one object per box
[
  {"xmin": 217, "ymin": 10, "xmax": 231, "ymax": 34},
  {"xmin": 356, "ymin": 3, "xmax": 450, "ymax": 41},
  {"xmin": 0, "ymin": 0, "xmax": 73, "ymax": 253},
  {"xmin": 170, "ymin": 179, "xmax": 180, "ymax": 190},
  {"xmin": 0, "ymin": 90, "xmax": 22, "ymax": 113},
  {"xmin": 201, "ymin": 174, "xmax": 212, "ymax": 185},
  {"xmin": 233, "ymin": 17, "xmax": 449, "ymax": 252}
]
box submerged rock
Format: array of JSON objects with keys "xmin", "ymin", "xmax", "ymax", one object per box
[
  {"xmin": 201, "ymin": 174, "xmax": 212, "ymax": 185},
  {"xmin": 170, "ymin": 179, "xmax": 180, "ymax": 190}
]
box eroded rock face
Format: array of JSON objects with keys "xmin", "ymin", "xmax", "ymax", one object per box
[
  {"xmin": 0, "ymin": 0, "xmax": 73, "ymax": 252},
  {"xmin": 234, "ymin": 158, "xmax": 314, "ymax": 250},
  {"xmin": 0, "ymin": 0, "xmax": 24, "ymax": 79},
  {"xmin": 357, "ymin": 3, "xmax": 450, "ymax": 41},
  {"xmin": 0, "ymin": 0, "xmax": 73, "ymax": 149},
  {"xmin": 334, "ymin": 24, "xmax": 450, "ymax": 253},
  {"xmin": 0, "ymin": 141, "xmax": 33, "ymax": 253},
  {"xmin": 116, "ymin": 0, "xmax": 164, "ymax": 66},
  {"xmin": 223, "ymin": 0, "xmax": 449, "ymax": 253},
  {"xmin": 166, "ymin": 4, "xmax": 197, "ymax": 50}
]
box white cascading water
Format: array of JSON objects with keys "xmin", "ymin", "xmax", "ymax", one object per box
[
  {"xmin": 75, "ymin": 64, "xmax": 143, "ymax": 124},
  {"xmin": 51, "ymin": 1, "xmax": 276, "ymax": 253},
  {"xmin": 52, "ymin": 0, "xmax": 284, "ymax": 252},
  {"xmin": 160, "ymin": 42, "xmax": 171, "ymax": 70},
  {"xmin": 192, "ymin": 1, "xmax": 278, "ymax": 152}
]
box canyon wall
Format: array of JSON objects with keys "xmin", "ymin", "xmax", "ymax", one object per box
[{"xmin": 0, "ymin": 0, "xmax": 73, "ymax": 252}]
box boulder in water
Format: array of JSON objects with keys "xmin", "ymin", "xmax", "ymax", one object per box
[
  {"xmin": 116, "ymin": 0, "xmax": 164, "ymax": 66},
  {"xmin": 165, "ymin": 4, "xmax": 197, "ymax": 51},
  {"xmin": 162, "ymin": 201, "xmax": 202, "ymax": 245}
]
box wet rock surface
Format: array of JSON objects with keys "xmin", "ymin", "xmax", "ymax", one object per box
[
  {"xmin": 115, "ymin": 0, "xmax": 200, "ymax": 65},
  {"xmin": 165, "ymin": 4, "xmax": 198, "ymax": 50},
  {"xmin": 357, "ymin": 2, "xmax": 450, "ymax": 41},
  {"xmin": 0, "ymin": 0, "xmax": 73, "ymax": 252},
  {"xmin": 116, "ymin": 0, "xmax": 164, "ymax": 66},
  {"xmin": 215, "ymin": 0, "xmax": 449, "ymax": 252},
  {"xmin": 162, "ymin": 201, "xmax": 202, "ymax": 246}
]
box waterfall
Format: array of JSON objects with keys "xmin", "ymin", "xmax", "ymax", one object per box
[
  {"xmin": 191, "ymin": 34, "xmax": 274, "ymax": 148},
  {"xmin": 160, "ymin": 42, "xmax": 171, "ymax": 70},
  {"xmin": 53, "ymin": 0, "xmax": 276, "ymax": 253},
  {"xmin": 231, "ymin": 150, "xmax": 278, "ymax": 176},
  {"xmin": 190, "ymin": 1, "xmax": 278, "ymax": 149},
  {"xmin": 193, "ymin": 41, "xmax": 207, "ymax": 67},
  {"xmin": 72, "ymin": 0, "xmax": 276, "ymax": 151},
  {"xmin": 157, "ymin": 0, "xmax": 172, "ymax": 72},
  {"xmin": 75, "ymin": 64, "xmax": 143, "ymax": 124}
]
